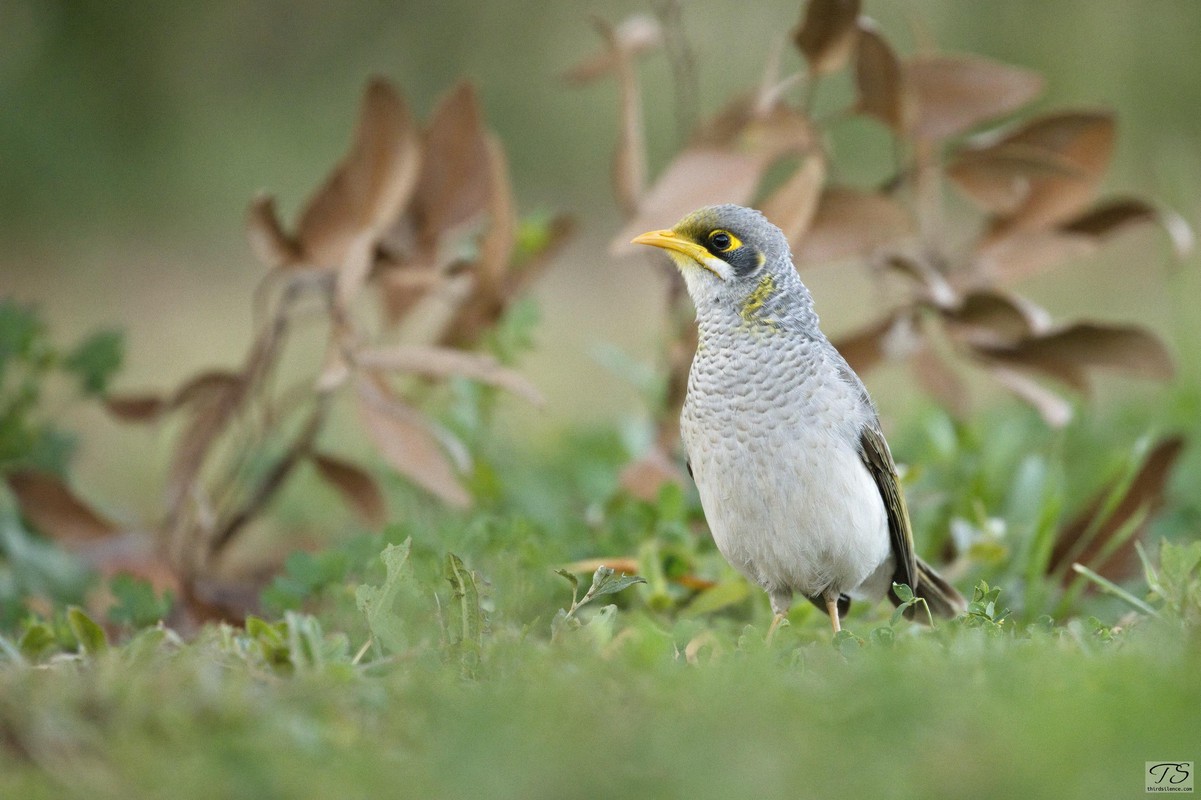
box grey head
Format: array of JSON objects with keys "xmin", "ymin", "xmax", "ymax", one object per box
[{"xmin": 631, "ymin": 204, "xmax": 817, "ymax": 330}]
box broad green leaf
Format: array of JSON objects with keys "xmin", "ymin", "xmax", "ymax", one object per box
[
  {"xmin": 587, "ymin": 565, "xmax": 647, "ymax": 600},
  {"xmin": 64, "ymin": 329, "xmax": 124, "ymax": 395},
  {"xmin": 18, "ymin": 623, "xmax": 57, "ymax": 661},
  {"xmin": 355, "ymin": 539, "xmax": 413, "ymax": 657},
  {"xmin": 67, "ymin": 606, "xmax": 108, "ymax": 655},
  {"xmin": 680, "ymin": 580, "xmax": 750, "ymax": 617},
  {"xmin": 892, "ymin": 582, "xmax": 915, "ymax": 603},
  {"xmin": 284, "ymin": 611, "xmax": 326, "ymax": 671},
  {"xmin": 108, "ymin": 574, "xmax": 174, "ymax": 628},
  {"xmin": 869, "ymin": 626, "xmax": 896, "ymax": 648}
]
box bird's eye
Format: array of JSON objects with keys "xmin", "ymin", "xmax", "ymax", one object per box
[{"xmin": 709, "ymin": 230, "xmax": 739, "ymax": 252}]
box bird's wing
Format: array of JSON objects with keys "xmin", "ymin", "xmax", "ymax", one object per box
[{"xmin": 858, "ymin": 424, "xmax": 918, "ymax": 597}]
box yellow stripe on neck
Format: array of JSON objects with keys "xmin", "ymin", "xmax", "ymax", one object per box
[{"xmin": 739, "ymin": 273, "xmax": 778, "ymax": 327}]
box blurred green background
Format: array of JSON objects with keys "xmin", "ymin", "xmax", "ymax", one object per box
[{"xmin": 3, "ymin": 0, "xmax": 1200, "ymax": 517}]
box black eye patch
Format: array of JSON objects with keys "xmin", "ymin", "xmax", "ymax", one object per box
[{"xmin": 722, "ymin": 244, "xmax": 763, "ymax": 277}]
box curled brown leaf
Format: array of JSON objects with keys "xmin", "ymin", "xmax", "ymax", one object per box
[
  {"xmin": 355, "ymin": 376, "xmax": 471, "ymax": 508},
  {"xmin": 793, "ymin": 0, "xmax": 861, "ymax": 76},
  {"xmin": 987, "ymin": 365, "xmax": 1074, "ymax": 427},
  {"xmin": 355, "ymin": 344, "xmax": 544, "ymax": 407},
  {"xmin": 311, "ymin": 452, "xmax": 387, "ymax": 528},
  {"xmin": 981, "ymin": 111, "xmax": 1116, "ymax": 234},
  {"xmin": 793, "ymin": 186, "xmax": 913, "ymax": 265},
  {"xmin": 907, "ymin": 53, "xmax": 1044, "ymax": 141},
  {"xmin": 854, "ymin": 18, "xmax": 910, "ymax": 133},
  {"xmin": 1050, "ymin": 436, "xmax": 1185, "ymax": 583},
  {"xmin": 974, "ymin": 229, "xmax": 1097, "ymax": 282},
  {"xmin": 973, "ymin": 321, "xmax": 1174, "ymax": 392},
  {"xmin": 411, "ymin": 81, "xmax": 492, "ymax": 245},
  {"xmin": 941, "ymin": 289, "xmax": 1051, "ymax": 347},
  {"xmin": 761, "ymin": 154, "xmax": 826, "ymax": 250},
  {"xmin": 104, "ymin": 394, "xmax": 169, "ymax": 423},
  {"xmin": 6, "ymin": 471, "xmax": 118, "ymax": 543},
  {"xmin": 246, "ymin": 194, "xmax": 301, "ymax": 269},
  {"xmin": 613, "ymin": 148, "xmax": 765, "ymax": 253},
  {"xmin": 832, "ymin": 313, "xmax": 914, "ymax": 374},
  {"xmin": 296, "ymin": 77, "xmax": 422, "ymax": 267},
  {"xmin": 618, "ymin": 446, "xmax": 685, "ymax": 503}
]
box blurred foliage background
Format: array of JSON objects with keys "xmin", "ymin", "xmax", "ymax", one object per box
[{"xmin": 3, "ymin": 0, "xmax": 1201, "ymax": 513}]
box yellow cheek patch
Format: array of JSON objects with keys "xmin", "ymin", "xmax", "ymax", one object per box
[{"xmin": 739, "ymin": 273, "xmax": 779, "ymax": 327}]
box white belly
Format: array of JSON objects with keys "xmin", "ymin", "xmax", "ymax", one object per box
[{"xmin": 686, "ymin": 422, "xmax": 893, "ymax": 603}]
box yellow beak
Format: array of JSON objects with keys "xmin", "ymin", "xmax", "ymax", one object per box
[{"xmin": 630, "ymin": 229, "xmax": 712, "ymax": 265}]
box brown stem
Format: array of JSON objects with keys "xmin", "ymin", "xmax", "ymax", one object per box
[{"xmin": 206, "ymin": 398, "xmax": 329, "ymax": 561}]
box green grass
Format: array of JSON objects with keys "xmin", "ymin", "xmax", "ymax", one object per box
[{"xmin": 1, "ymin": 402, "xmax": 1200, "ymax": 800}]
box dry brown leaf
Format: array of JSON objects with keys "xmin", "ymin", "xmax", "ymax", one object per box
[
  {"xmin": 477, "ymin": 133, "xmax": 517, "ymax": 290},
  {"xmin": 6, "ymin": 471, "xmax": 118, "ymax": 543},
  {"xmin": 560, "ymin": 556, "xmax": 643, "ymax": 577},
  {"xmin": 296, "ymin": 77, "xmax": 422, "ymax": 267},
  {"xmin": 741, "ymin": 104, "xmax": 817, "ymax": 164},
  {"xmin": 411, "ymin": 81, "xmax": 492, "ymax": 244},
  {"xmin": 104, "ymin": 393, "xmax": 169, "ymax": 423},
  {"xmin": 75, "ymin": 533, "xmax": 179, "ymax": 595},
  {"xmin": 311, "ymin": 452, "xmax": 387, "ymax": 527},
  {"xmin": 793, "ymin": 186, "xmax": 912, "ymax": 265},
  {"xmin": 561, "ymin": 14, "xmax": 662, "ymax": 85},
  {"xmin": 793, "ymin": 0, "xmax": 861, "ymax": 76},
  {"xmin": 761, "ymin": 154, "xmax": 826, "ymax": 250},
  {"xmin": 947, "ymin": 145, "xmax": 1085, "ymax": 215},
  {"xmin": 987, "ymin": 365, "xmax": 1073, "ymax": 427},
  {"xmin": 355, "ymin": 344, "xmax": 544, "ymax": 407},
  {"xmin": 1060, "ymin": 197, "xmax": 1195, "ymax": 258},
  {"xmin": 879, "ymin": 254, "xmax": 957, "ymax": 308},
  {"xmin": 907, "ymin": 53, "xmax": 1044, "ymax": 141},
  {"xmin": 698, "ymin": 94, "xmax": 815, "ymax": 164},
  {"xmin": 377, "ymin": 260, "xmax": 443, "ymax": 324},
  {"xmin": 910, "ymin": 346, "xmax": 969, "ymax": 417},
  {"xmin": 941, "ymin": 289, "xmax": 1050, "ymax": 347},
  {"xmin": 854, "ymin": 18, "xmax": 910, "ymax": 133},
  {"xmin": 1050, "ymin": 436, "xmax": 1185, "ymax": 583},
  {"xmin": 975, "ymin": 228, "xmax": 1097, "ymax": 282},
  {"xmin": 246, "ymin": 194, "xmax": 302, "ymax": 269},
  {"xmin": 618, "ymin": 446, "xmax": 685, "ymax": 503},
  {"xmin": 1059, "ymin": 197, "xmax": 1157, "ymax": 239},
  {"xmin": 613, "ymin": 148, "xmax": 766, "ymax": 253},
  {"xmin": 355, "ymin": 376, "xmax": 470, "ymax": 508},
  {"xmin": 977, "ymin": 322, "xmax": 1174, "ymax": 387},
  {"xmin": 832, "ymin": 313, "xmax": 908, "ymax": 374},
  {"xmin": 983, "ymin": 111, "xmax": 1116, "ymax": 233},
  {"xmin": 172, "ymin": 370, "xmax": 246, "ymax": 409}
]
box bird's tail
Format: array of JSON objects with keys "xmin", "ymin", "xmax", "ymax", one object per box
[{"xmin": 914, "ymin": 556, "xmax": 966, "ymax": 620}]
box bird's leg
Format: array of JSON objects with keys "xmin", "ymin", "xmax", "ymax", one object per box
[
  {"xmin": 766, "ymin": 590, "xmax": 792, "ymax": 645},
  {"xmin": 824, "ymin": 593, "xmax": 842, "ymax": 634}
]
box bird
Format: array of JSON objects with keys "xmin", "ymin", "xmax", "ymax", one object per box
[{"xmin": 631, "ymin": 204, "xmax": 965, "ymax": 636}]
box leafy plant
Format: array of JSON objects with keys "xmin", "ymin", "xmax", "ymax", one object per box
[
  {"xmin": 0, "ymin": 301, "xmax": 129, "ymax": 624},
  {"xmin": 7, "ymin": 77, "xmax": 572, "ymax": 625},
  {"xmin": 571, "ymin": 0, "xmax": 1190, "ymax": 487}
]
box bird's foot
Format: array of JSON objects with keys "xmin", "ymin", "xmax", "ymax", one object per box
[{"xmin": 765, "ymin": 612, "xmax": 788, "ymax": 645}]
